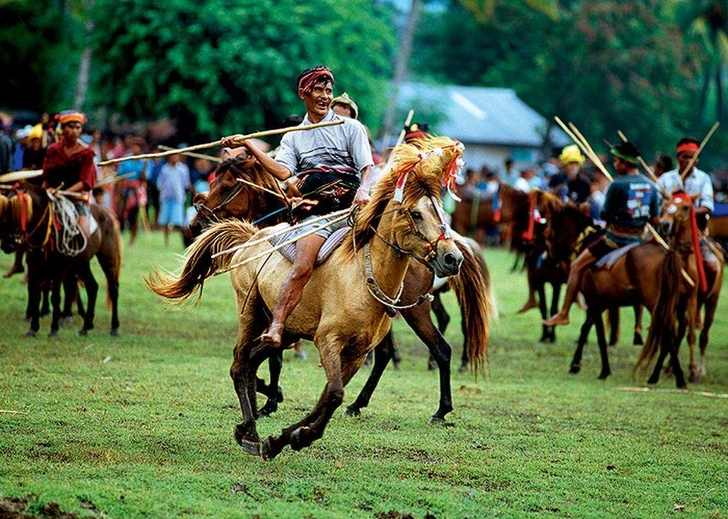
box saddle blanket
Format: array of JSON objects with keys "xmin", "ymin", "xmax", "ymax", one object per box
[
  {"xmin": 269, "ymin": 224, "xmax": 350, "ymax": 265},
  {"xmin": 713, "ymin": 202, "xmax": 728, "ymax": 218},
  {"xmin": 595, "ymin": 242, "xmax": 640, "ymax": 269}
]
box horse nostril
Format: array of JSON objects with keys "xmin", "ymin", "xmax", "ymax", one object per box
[{"xmin": 443, "ymin": 252, "xmax": 457, "ymax": 265}]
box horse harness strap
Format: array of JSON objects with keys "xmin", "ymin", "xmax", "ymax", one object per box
[{"xmin": 363, "ymin": 242, "xmax": 433, "ymax": 317}]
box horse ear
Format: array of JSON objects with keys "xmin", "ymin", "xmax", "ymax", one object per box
[{"xmin": 192, "ymin": 193, "xmax": 207, "ymax": 204}]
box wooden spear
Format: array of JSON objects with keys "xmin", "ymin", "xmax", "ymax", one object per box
[
  {"xmin": 680, "ymin": 122, "xmax": 720, "ymax": 182},
  {"xmin": 157, "ymin": 145, "xmax": 222, "ymax": 163},
  {"xmin": 554, "ymin": 117, "xmax": 695, "ymax": 287},
  {"xmin": 98, "ymin": 119, "xmax": 344, "ymax": 167}
]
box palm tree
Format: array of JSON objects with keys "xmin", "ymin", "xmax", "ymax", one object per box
[{"xmin": 677, "ymin": 0, "xmax": 728, "ymax": 123}]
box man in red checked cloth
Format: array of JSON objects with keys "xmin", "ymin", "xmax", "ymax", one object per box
[
  {"xmin": 222, "ymin": 66, "xmax": 374, "ymax": 347},
  {"xmin": 41, "ymin": 110, "xmax": 97, "ymax": 241}
]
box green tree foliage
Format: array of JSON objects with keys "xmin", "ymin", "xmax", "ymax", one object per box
[
  {"xmin": 0, "ymin": 0, "xmax": 83, "ymax": 113},
  {"xmin": 91, "ymin": 0, "xmax": 395, "ymax": 142},
  {"xmin": 412, "ymin": 0, "xmax": 709, "ymax": 161}
]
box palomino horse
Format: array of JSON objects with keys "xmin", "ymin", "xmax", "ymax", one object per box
[
  {"xmin": 570, "ymin": 192, "xmax": 698, "ymax": 387},
  {"xmin": 189, "ymin": 154, "xmax": 493, "ymax": 423},
  {"xmin": 148, "ymin": 137, "xmax": 484, "ymax": 459},
  {"xmin": 0, "ymin": 182, "xmax": 122, "ymax": 337}
]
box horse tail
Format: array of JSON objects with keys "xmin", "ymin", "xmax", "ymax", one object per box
[
  {"xmin": 448, "ymin": 237, "xmax": 493, "ymax": 375},
  {"xmin": 634, "ymin": 249, "xmax": 681, "ymax": 373},
  {"xmin": 146, "ymin": 219, "xmax": 258, "ymax": 303}
]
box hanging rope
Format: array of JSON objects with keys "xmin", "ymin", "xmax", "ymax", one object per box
[{"xmin": 47, "ymin": 193, "xmax": 87, "ymax": 257}]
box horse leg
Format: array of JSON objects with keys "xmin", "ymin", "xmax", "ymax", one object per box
[
  {"xmin": 39, "ymin": 287, "xmax": 50, "ymax": 318},
  {"xmin": 262, "ymin": 343, "xmax": 350, "ymax": 460},
  {"xmin": 633, "ymin": 304, "xmax": 644, "ymax": 345},
  {"xmin": 458, "ymin": 314, "xmax": 468, "ymax": 374},
  {"xmin": 429, "ymin": 290, "xmax": 450, "ymax": 370},
  {"xmin": 97, "ymin": 251, "xmax": 120, "ymax": 335},
  {"xmin": 76, "ymin": 263, "xmax": 98, "ymax": 336},
  {"xmin": 537, "ymin": 281, "xmax": 550, "ymax": 343},
  {"xmin": 345, "ymin": 333, "xmax": 393, "ymax": 417},
  {"xmin": 594, "ymin": 310, "xmax": 611, "ymax": 380},
  {"xmin": 697, "ymin": 296, "xmax": 718, "ymax": 380},
  {"xmin": 685, "ymin": 295, "xmax": 698, "ymax": 383},
  {"xmin": 403, "ymin": 304, "xmax": 455, "ymax": 422},
  {"xmin": 570, "ymin": 313, "xmax": 593, "ymax": 374},
  {"xmin": 60, "ymin": 275, "xmax": 78, "ymax": 325},
  {"xmin": 25, "ymin": 270, "xmax": 42, "ymax": 336},
  {"xmin": 548, "ymin": 282, "xmax": 562, "ymax": 343},
  {"xmin": 607, "ymin": 306, "xmax": 619, "ymax": 346},
  {"xmin": 48, "ymin": 277, "xmax": 63, "ymax": 338},
  {"xmin": 257, "ymin": 348, "xmax": 284, "ymax": 417},
  {"xmin": 231, "ymin": 342, "xmax": 265, "ymax": 455}
]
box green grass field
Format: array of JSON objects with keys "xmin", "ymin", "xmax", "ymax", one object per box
[{"xmin": 1, "ymin": 230, "xmax": 727, "ymax": 518}]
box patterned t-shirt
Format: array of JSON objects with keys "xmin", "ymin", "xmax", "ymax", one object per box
[
  {"xmin": 275, "ymin": 109, "xmax": 373, "ymax": 178},
  {"xmin": 602, "ymin": 173, "xmax": 660, "ymax": 231}
]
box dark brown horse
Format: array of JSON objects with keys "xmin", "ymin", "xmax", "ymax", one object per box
[
  {"xmin": 188, "ymin": 155, "xmax": 493, "ymax": 423},
  {"xmin": 0, "ymin": 182, "xmax": 122, "ymax": 337}
]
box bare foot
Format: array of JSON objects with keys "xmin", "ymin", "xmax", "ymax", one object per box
[
  {"xmin": 259, "ymin": 322, "xmax": 284, "ymax": 347},
  {"xmin": 3, "ymin": 264, "xmax": 24, "ymax": 278},
  {"xmin": 543, "ymin": 313, "xmax": 569, "ymax": 327},
  {"xmin": 517, "ymin": 299, "xmax": 538, "ymax": 314}
]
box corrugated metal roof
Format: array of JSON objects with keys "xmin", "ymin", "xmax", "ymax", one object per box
[{"xmin": 398, "ymin": 82, "xmax": 569, "ymax": 148}]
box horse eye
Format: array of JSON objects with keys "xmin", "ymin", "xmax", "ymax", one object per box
[{"xmin": 410, "ymin": 210, "xmax": 423, "ymax": 220}]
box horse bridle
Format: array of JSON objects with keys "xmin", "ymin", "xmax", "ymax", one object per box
[
  {"xmin": 361, "ymin": 195, "xmax": 451, "ymax": 313},
  {"xmin": 370, "ymin": 195, "xmax": 452, "ymax": 262}
]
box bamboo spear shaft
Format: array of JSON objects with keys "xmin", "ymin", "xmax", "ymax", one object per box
[
  {"xmin": 554, "ymin": 117, "xmax": 695, "ymax": 287},
  {"xmin": 157, "ymin": 145, "xmax": 222, "ymax": 163},
  {"xmin": 98, "ymin": 119, "xmax": 344, "ymax": 167},
  {"xmin": 681, "ymin": 122, "xmax": 720, "ymax": 182},
  {"xmin": 214, "ymin": 213, "xmax": 351, "ymax": 276},
  {"xmin": 236, "ymin": 178, "xmax": 287, "ymax": 200}
]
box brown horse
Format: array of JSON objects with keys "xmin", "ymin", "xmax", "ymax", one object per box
[
  {"xmin": 534, "ymin": 194, "xmax": 644, "ymax": 345},
  {"xmin": 569, "ymin": 192, "xmax": 698, "ymax": 387},
  {"xmin": 148, "ymin": 137, "xmax": 488, "ymax": 459},
  {"xmin": 188, "ymin": 154, "xmax": 493, "ymax": 423},
  {"xmin": 0, "ymin": 182, "xmax": 122, "ymax": 337}
]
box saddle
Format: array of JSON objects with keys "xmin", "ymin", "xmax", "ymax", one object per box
[
  {"xmin": 594, "ymin": 242, "xmax": 640, "ymax": 269},
  {"xmin": 269, "ymin": 224, "xmax": 350, "ymax": 266}
]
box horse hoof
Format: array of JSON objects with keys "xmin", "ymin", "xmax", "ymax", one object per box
[
  {"xmin": 569, "ymin": 365, "xmax": 581, "ymax": 374},
  {"xmin": 25, "ymin": 329, "xmax": 37, "ymax": 338},
  {"xmin": 48, "ymin": 331, "xmax": 58, "ymax": 339},
  {"xmin": 428, "ymin": 415, "xmax": 446, "ymax": 425},
  {"xmin": 238, "ymin": 439, "xmax": 261, "ymax": 457},
  {"xmin": 257, "ymin": 401, "xmax": 278, "ymax": 417},
  {"xmin": 260, "ymin": 436, "xmax": 278, "ymax": 461},
  {"xmin": 457, "ymin": 364, "xmax": 469, "ymax": 374},
  {"xmin": 344, "ymin": 406, "xmax": 361, "ymax": 417},
  {"xmin": 646, "ymin": 376, "xmax": 659, "ymax": 385},
  {"xmin": 427, "ymin": 360, "xmax": 437, "ymax": 371},
  {"xmin": 60, "ymin": 316, "xmax": 73, "ymax": 327},
  {"xmin": 290, "ymin": 426, "xmax": 310, "ymax": 451},
  {"xmin": 633, "ymin": 333, "xmax": 644, "ymax": 346},
  {"xmin": 597, "ymin": 372, "xmax": 611, "ymax": 380},
  {"xmin": 110, "ymin": 329, "xmax": 119, "ymax": 337}
]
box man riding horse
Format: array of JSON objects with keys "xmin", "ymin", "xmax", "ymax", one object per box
[
  {"xmin": 544, "ymin": 141, "xmax": 661, "ymax": 327},
  {"xmin": 221, "ymin": 66, "xmax": 374, "ymax": 348},
  {"xmin": 40, "ymin": 110, "xmax": 97, "ymax": 242}
]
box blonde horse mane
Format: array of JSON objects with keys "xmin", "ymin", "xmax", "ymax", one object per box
[{"xmin": 339, "ymin": 135, "xmax": 463, "ymax": 260}]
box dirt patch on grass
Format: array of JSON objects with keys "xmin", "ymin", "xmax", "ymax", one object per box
[{"xmin": 0, "ymin": 494, "xmax": 102, "ymax": 518}]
